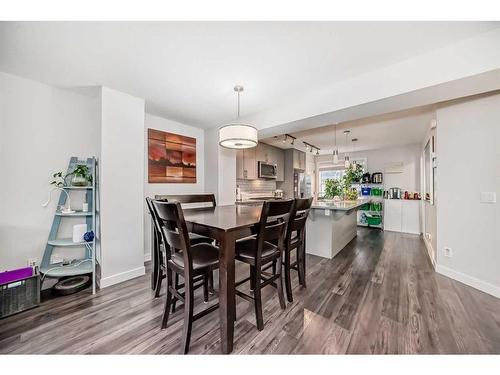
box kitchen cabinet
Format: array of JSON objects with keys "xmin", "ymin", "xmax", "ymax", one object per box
[
  {"xmin": 384, "ymin": 199, "xmax": 421, "ymax": 234},
  {"xmin": 274, "ymin": 147, "xmax": 285, "ymax": 182},
  {"xmin": 237, "ymin": 142, "xmax": 285, "ymax": 181},
  {"xmin": 236, "ymin": 147, "xmax": 257, "ymax": 180},
  {"xmin": 293, "ymin": 149, "xmax": 306, "ymax": 170},
  {"xmin": 402, "ymin": 200, "xmax": 420, "ymax": 234},
  {"xmin": 384, "ymin": 199, "xmax": 402, "ymax": 232}
]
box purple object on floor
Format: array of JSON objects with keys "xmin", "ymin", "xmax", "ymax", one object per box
[{"xmin": 0, "ymin": 267, "xmax": 33, "ymax": 285}]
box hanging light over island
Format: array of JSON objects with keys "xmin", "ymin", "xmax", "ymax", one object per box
[{"xmin": 219, "ymin": 85, "xmax": 258, "ymax": 149}]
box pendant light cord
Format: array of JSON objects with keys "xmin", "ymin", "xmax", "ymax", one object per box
[{"xmin": 237, "ymin": 90, "xmax": 240, "ymax": 119}]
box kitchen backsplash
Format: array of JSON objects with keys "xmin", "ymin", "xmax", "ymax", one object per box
[{"xmin": 237, "ymin": 179, "xmax": 277, "ymax": 193}]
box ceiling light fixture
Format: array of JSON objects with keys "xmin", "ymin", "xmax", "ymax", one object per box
[
  {"xmin": 333, "ymin": 124, "xmax": 339, "ymax": 164},
  {"xmin": 219, "ymin": 85, "xmax": 258, "ymax": 149},
  {"xmin": 343, "ymin": 130, "xmax": 350, "ymax": 168},
  {"xmin": 351, "ymin": 138, "xmax": 358, "ymax": 167}
]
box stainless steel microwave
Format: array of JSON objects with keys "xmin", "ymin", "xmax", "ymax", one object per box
[{"xmin": 258, "ymin": 161, "xmax": 277, "ymax": 179}]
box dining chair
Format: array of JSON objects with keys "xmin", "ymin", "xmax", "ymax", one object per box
[
  {"xmin": 147, "ymin": 195, "xmax": 215, "ymax": 298},
  {"xmin": 234, "ymin": 199, "xmax": 294, "ymax": 331},
  {"xmin": 282, "ymin": 197, "xmax": 313, "ymax": 302},
  {"xmin": 151, "ymin": 200, "xmax": 220, "ymax": 354}
]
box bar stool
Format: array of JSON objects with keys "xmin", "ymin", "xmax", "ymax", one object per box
[{"xmin": 151, "ymin": 200, "xmax": 220, "ymax": 354}]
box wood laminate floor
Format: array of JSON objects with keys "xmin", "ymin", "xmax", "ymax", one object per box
[{"xmin": 1, "ymin": 228, "xmax": 499, "ymax": 354}]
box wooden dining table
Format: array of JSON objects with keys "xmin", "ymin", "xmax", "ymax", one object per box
[{"xmin": 182, "ymin": 204, "xmax": 262, "ymax": 354}]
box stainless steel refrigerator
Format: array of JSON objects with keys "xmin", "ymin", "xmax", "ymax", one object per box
[{"xmin": 294, "ymin": 170, "xmax": 312, "ymax": 198}]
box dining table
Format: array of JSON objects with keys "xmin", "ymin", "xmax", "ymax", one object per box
[{"xmin": 182, "ymin": 204, "xmax": 263, "ymax": 354}]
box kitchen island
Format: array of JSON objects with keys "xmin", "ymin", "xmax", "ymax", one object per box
[{"xmin": 306, "ymin": 200, "xmax": 368, "ymax": 259}]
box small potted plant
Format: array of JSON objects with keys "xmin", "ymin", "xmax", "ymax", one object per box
[
  {"xmin": 50, "ymin": 165, "xmax": 92, "ymax": 187},
  {"xmin": 67, "ymin": 164, "xmax": 92, "ymax": 186},
  {"xmin": 324, "ymin": 178, "xmax": 342, "ymax": 201}
]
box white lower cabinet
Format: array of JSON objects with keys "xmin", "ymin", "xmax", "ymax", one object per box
[
  {"xmin": 384, "ymin": 199, "xmax": 402, "ymax": 232},
  {"xmin": 383, "ymin": 199, "xmax": 420, "ymax": 234}
]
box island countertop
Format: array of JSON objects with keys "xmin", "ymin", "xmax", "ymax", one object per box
[{"xmin": 310, "ymin": 199, "xmax": 369, "ymax": 211}]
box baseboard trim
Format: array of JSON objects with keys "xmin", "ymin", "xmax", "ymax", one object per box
[
  {"xmin": 100, "ymin": 266, "xmax": 145, "ymax": 288},
  {"xmin": 144, "ymin": 252, "xmax": 151, "ymax": 262},
  {"xmin": 436, "ymin": 265, "xmax": 500, "ymax": 299}
]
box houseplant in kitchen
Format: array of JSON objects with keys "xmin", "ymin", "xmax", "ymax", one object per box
[
  {"xmin": 341, "ymin": 163, "xmax": 362, "ymax": 201},
  {"xmin": 324, "ymin": 178, "xmax": 342, "ymax": 201}
]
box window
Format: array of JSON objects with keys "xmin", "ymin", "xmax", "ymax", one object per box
[{"xmin": 318, "ymin": 168, "xmax": 344, "ymax": 197}]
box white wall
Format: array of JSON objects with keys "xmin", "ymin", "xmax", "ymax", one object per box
[
  {"xmin": 0, "ymin": 72, "xmax": 100, "ymax": 272},
  {"xmin": 143, "ymin": 113, "xmax": 206, "ymax": 260},
  {"xmin": 421, "ymin": 121, "xmax": 438, "ymax": 267},
  {"xmin": 99, "ymin": 87, "xmax": 145, "ymax": 287},
  {"xmin": 316, "ymin": 144, "xmax": 421, "ymax": 192},
  {"xmin": 436, "ymin": 93, "xmax": 500, "ymax": 298},
  {"xmin": 204, "ymin": 128, "xmax": 236, "ymax": 206}
]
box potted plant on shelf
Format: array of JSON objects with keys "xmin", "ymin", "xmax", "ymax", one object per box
[
  {"xmin": 50, "ymin": 164, "xmax": 92, "ymax": 187},
  {"xmin": 340, "ymin": 163, "xmax": 362, "ymax": 201}
]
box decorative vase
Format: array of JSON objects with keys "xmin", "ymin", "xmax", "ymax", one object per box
[{"xmin": 71, "ymin": 175, "xmax": 88, "ymax": 187}]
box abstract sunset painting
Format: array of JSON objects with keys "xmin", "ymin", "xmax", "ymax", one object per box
[{"xmin": 148, "ymin": 128, "xmax": 196, "ymax": 183}]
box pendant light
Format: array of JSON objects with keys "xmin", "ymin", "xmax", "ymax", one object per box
[
  {"xmin": 333, "ymin": 124, "xmax": 339, "ymax": 164},
  {"xmin": 351, "ymin": 138, "xmax": 358, "ymax": 167},
  {"xmin": 343, "ymin": 130, "xmax": 350, "ymax": 168},
  {"xmin": 219, "ymin": 85, "xmax": 258, "ymax": 149}
]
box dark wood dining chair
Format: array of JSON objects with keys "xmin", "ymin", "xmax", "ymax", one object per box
[
  {"xmin": 282, "ymin": 197, "xmax": 313, "ymax": 302},
  {"xmin": 234, "ymin": 199, "xmax": 294, "ymax": 331},
  {"xmin": 147, "ymin": 195, "xmax": 215, "ymax": 298},
  {"xmin": 151, "ymin": 200, "xmax": 220, "ymax": 354}
]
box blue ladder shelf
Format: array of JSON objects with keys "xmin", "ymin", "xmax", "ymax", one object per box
[{"xmin": 40, "ymin": 157, "xmax": 99, "ymax": 294}]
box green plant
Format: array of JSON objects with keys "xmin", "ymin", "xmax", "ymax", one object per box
[
  {"xmin": 343, "ymin": 188, "xmax": 359, "ymax": 201},
  {"xmin": 344, "ymin": 162, "xmax": 363, "ymax": 185},
  {"xmin": 324, "ymin": 178, "xmax": 342, "ymax": 199},
  {"xmin": 50, "ymin": 171, "xmax": 65, "ymax": 187},
  {"xmin": 49, "ymin": 164, "xmax": 92, "ymax": 187}
]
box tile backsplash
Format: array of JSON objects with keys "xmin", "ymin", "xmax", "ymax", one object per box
[{"xmin": 237, "ymin": 179, "xmax": 276, "ymax": 193}]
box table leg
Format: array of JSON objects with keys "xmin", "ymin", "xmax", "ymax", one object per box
[{"xmin": 218, "ymin": 231, "xmax": 236, "ymax": 354}]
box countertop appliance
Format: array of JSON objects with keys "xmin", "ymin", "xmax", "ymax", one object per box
[
  {"xmin": 258, "ymin": 161, "xmax": 277, "ymax": 179},
  {"xmin": 371, "ymin": 172, "xmax": 383, "ymax": 184},
  {"xmin": 274, "ymin": 189, "xmax": 284, "ymax": 199},
  {"xmin": 389, "ymin": 187, "xmax": 402, "ymax": 199},
  {"xmin": 362, "ymin": 172, "xmax": 371, "ymax": 183}
]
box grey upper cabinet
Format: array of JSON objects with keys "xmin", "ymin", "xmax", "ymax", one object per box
[
  {"xmin": 273, "ymin": 146, "xmax": 285, "ymax": 181},
  {"xmin": 237, "ymin": 142, "xmax": 284, "ymax": 180},
  {"xmin": 236, "ymin": 147, "xmax": 257, "ymax": 180},
  {"xmin": 293, "ymin": 149, "xmax": 306, "ymax": 170}
]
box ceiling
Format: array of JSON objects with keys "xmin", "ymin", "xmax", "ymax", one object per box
[
  {"xmin": 261, "ymin": 106, "xmax": 435, "ymax": 154},
  {"xmin": 1, "ymin": 22, "xmax": 498, "ymax": 128}
]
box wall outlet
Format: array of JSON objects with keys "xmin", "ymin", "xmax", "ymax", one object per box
[
  {"xmin": 27, "ymin": 258, "xmax": 38, "ymax": 267},
  {"xmin": 444, "ymin": 247, "xmax": 453, "ymax": 258}
]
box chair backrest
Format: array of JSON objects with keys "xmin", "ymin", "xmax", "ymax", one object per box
[
  {"xmin": 286, "ymin": 197, "xmax": 313, "ymax": 244},
  {"xmin": 146, "ymin": 197, "xmax": 163, "ymax": 237},
  {"xmin": 151, "ymin": 200, "xmax": 192, "ymax": 270},
  {"xmin": 154, "ymin": 194, "xmax": 216, "ymax": 208},
  {"xmin": 255, "ymin": 199, "xmax": 294, "ymax": 264}
]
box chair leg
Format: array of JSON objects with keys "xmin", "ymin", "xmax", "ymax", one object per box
[
  {"xmin": 154, "ymin": 266, "xmax": 163, "ymax": 298},
  {"xmin": 298, "ymin": 244, "xmax": 307, "ymax": 288},
  {"xmin": 249, "ymin": 265, "xmax": 255, "ymax": 291},
  {"xmin": 181, "ymin": 276, "xmax": 194, "ymax": 354},
  {"xmin": 275, "ymin": 256, "xmax": 286, "ymax": 310},
  {"xmin": 161, "ymin": 268, "xmax": 173, "ymax": 329},
  {"xmin": 203, "ymin": 272, "xmax": 209, "ymax": 303},
  {"xmin": 284, "ymin": 249, "xmax": 293, "ymax": 303},
  {"xmin": 171, "ymin": 273, "xmax": 179, "ymax": 313},
  {"xmin": 253, "ymin": 268, "xmax": 264, "ymax": 331},
  {"xmin": 208, "ymin": 270, "xmax": 215, "ymax": 295}
]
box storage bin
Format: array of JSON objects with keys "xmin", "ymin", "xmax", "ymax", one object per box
[
  {"xmin": 365, "ymin": 214, "xmax": 382, "ymax": 226},
  {"xmin": 360, "ymin": 203, "xmax": 370, "ymax": 211},
  {"xmin": 371, "ymin": 188, "xmax": 383, "ymax": 196},
  {"xmin": 0, "ymin": 267, "xmax": 40, "ymax": 319},
  {"xmin": 361, "ymin": 187, "xmax": 371, "ymax": 196},
  {"xmin": 370, "ymin": 202, "xmax": 382, "ymax": 211}
]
